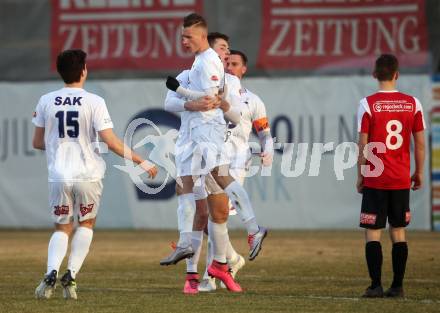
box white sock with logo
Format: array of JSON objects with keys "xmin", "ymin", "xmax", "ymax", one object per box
[
  {"xmin": 67, "ymin": 226, "xmax": 93, "ymax": 279},
  {"xmin": 208, "ymin": 219, "xmax": 228, "ymax": 263},
  {"xmin": 203, "ymin": 235, "xmax": 214, "ymax": 280},
  {"xmin": 226, "ymin": 240, "xmax": 239, "ymax": 264},
  {"xmin": 224, "ymin": 181, "xmax": 259, "ymax": 234},
  {"xmin": 186, "ymin": 231, "xmax": 203, "ymax": 273},
  {"xmin": 177, "ymin": 193, "xmax": 196, "ymax": 247},
  {"xmin": 47, "ymin": 231, "xmax": 69, "ymax": 275}
]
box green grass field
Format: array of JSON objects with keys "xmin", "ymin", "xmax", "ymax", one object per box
[{"xmin": 0, "ymin": 230, "xmax": 439, "ymax": 313}]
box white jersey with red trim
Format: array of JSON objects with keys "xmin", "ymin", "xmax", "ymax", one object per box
[
  {"xmin": 226, "ymin": 88, "xmax": 269, "ymax": 169},
  {"xmin": 32, "ymin": 87, "xmax": 113, "ymax": 182}
]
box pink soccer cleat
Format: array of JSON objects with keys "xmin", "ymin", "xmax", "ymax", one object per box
[
  {"xmin": 183, "ymin": 273, "xmax": 200, "ymax": 294},
  {"xmin": 207, "ymin": 260, "xmax": 242, "ymax": 292}
]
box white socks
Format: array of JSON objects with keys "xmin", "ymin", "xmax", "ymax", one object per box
[
  {"xmin": 244, "ymin": 217, "xmax": 259, "ymax": 235},
  {"xmin": 67, "ymin": 227, "xmax": 93, "ymax": 279},
  {"xmin": 177, "ymin": 193, "xmax": 196, "ymax": 247},
  {"xmin": 226, "ymin": 239, "xmax": 239, "ymax": 263},
  {"xmin": 203, "ymin": 236, "xmax": 214, "ymax": 280},
  {"xmin": 208, "ymin": 219, "xmax": 228, "ymax": 263},
  {"xmin": 47, "ymin": 231, "xmax": 69, "ymax": 275},
  {"xmin": 185, "ymin": 231, "xmax": 203, "ymax": 273},
  {"xmin": 224, "ymin": 181, "xmax": 259, "ymax": 234}
]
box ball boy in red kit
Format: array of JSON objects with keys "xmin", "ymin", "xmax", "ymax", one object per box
[{"xmin": 356, "ymin": 54, "xmax": 425, "ymax": 298}]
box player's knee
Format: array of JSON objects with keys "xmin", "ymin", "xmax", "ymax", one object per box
[
  {"xmin": 210, "ymin": 208, "xmax": 229, "ymax": 223},
  {"xmin": 389, "ymin": 227, "xmax": 406, "ymax": 243},
  {"xmin": 55, "ymin": 222, "xmax": 74, "ymax": 236},
  {"xmin": 365, "ymin": 228, "xmax": 382, "ymax": 242},
  {"xmin": 79, "ymin": 218, "xmax": 96, "ymax": 229},
  {"xmin": 194, "ymin": 211, "xmax": 208, "ymax": 230},
  {"xmin": 212, "ymin": 175, "xmax": 231, "ymax": 190}
]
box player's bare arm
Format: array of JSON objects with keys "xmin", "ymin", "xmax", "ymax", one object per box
[
  {"xmin": 32, "ymin": 126, "xmax": 45, "ymax": 150},
  {"xmin": 184, "ymin": 96, "xmax": 221, "ymax": 112},
  {"xmin": 357, "ymin": 132, "xmax": 369, "ymax": 193},
  {"xmin": 98, "ymin": 128, "xmax": 158, "ymax": 179},
  {"xmin": 257, "ymin": 128, "xmax": 273, "ymax": 166},
  {"xmin": 412, "ymin": 130, "xmax": 425, "ymax": 190}
]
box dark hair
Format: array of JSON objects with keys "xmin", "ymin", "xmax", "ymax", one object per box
[
  {"xmin": 208, "ymin": 32, "xmax": 229, "ymax": 47},
  {"xmin": 183, "ymin": 13, "xmax": 207, "ymax": 29},
  {"xmin": 374, "ymin": 54, "xmax": 399, "ymax": 81},
  {"xmin": 56, "ymin": 49, "xmax": 87, "ymax": 84},
  {"xmin": 229, "ymin": 49, "xmax": 248, "ymax": 66}
]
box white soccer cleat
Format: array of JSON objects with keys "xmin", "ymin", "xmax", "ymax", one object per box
[
  {"xmin": 198, "ymin": 277, "xmax": 217, "ymax": 292},
  {"xmin": 220, "ymin": 255, "xmax": 245, "ymax": 289},
  {"xmin": 35, "ymin": 270, "xmax": 57, "ymax": 299},
  {"xmin": 248, "ymin": 226, "xmax": 268, "ymax": 261},
  {"xmin": 160, "ymin": 245, "xmax": 194, "ymax": 266}
]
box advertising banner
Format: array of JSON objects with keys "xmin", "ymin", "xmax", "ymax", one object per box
[
  {"xmin": 50, "ymin": 0, "xmax": 202, "ymax": 70},
  {"xmin": 258, "ymin": 0, "xmax": 428, "ymax": 70}
]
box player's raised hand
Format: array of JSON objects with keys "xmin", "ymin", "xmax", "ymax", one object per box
[
  {"xmin": 411, "ymin": 172, "xmax": 423, "ymax": 190},
  {"xmin": 140, "ymin": 161, "xmax": 158, "ymax": 179},
  {"xmin": 356, "ymin": 176, "xmax": 363, "ymax": 193},
  {"xmin": 260, "ymin": 151, "xmax": 273, "ymax": 166}
]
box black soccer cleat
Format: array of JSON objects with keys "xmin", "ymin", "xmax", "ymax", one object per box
[
  {"xmin": 35, "ymin": 270, "xmax": 57, "ymax": 299},
  {"xmin": 384, "ymin": 286, "xmax": 404, "ymax": 298},
  {"xmin": 362, "ymin": 285, "xmax": 384, "ymax": 298}
]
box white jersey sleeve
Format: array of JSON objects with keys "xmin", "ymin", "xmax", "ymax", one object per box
[
  {"xmin": 251, "ymin": 94, "xmax": 268, "ymax": 123},
  {"xmin": 164, "ymin": 70, "xmax": 190, "ymax": 112},
  {"xmin": 93, "ymin": 98, "xmax": 113, "ymax": 131},
  {"xmin": 250, "ymin": 93, "xmax": 269, "ymax": 133},
  {"xmin": 199, "ymin": 57, "xmax": 223, "ymax": 92},
  {"xmin": 357, "ymin": 98, "xmax": 370, "ymax": 133},
  {"xmin": 224, "ymin": 74, "xmax": 242, "ymax": 111},
  {"xmin": 32, "ymin": 96, "xmax": 46, "ymax": 127},
  {"xmin": 225, "ymin": 74, "xmax": 241, "ymax": 99}
]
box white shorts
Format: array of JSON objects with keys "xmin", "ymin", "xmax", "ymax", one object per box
[
  {"xmin": 204, "ymin": 168, "xmax": 246, "ymax": 195},
  {"xmin": 175, "ymin": 124, "xmax": 229, "ymax": 177},
  {"xmin": 48, "ymin": 181, "xmax": 103, "ymax": 224}
]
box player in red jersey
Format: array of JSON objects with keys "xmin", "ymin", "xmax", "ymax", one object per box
[{"xmin": 356, "ymin": 54, "xmax": 425, "ymax": 298}]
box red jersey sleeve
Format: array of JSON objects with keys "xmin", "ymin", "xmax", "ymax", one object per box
[{"xmin": 412, "ymin": 97, "xmax": 425, "ymax": 133}]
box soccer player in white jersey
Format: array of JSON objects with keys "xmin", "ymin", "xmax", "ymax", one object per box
[
  {"xmin": 160, "ymin": 13, "xmax": 266, "ymax": 293},
  {"xmin": 33, "ymin": 49, "xmax": 157, "ymax": 300},
  {"xmin": 164, "ymin": 32, "xmax": 249, "ymax": 294},
  {"xmin": 199, "ymin": 49, "xmax": 274, "ymax": 291}
]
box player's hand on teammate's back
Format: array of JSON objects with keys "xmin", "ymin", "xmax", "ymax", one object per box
[
  {"xmin": 184, "ymin": 96, "xmax": 219, "ymax": 112},
  {"xmin": 218, "ymin": 97, "xmax": 231, "ymax": 112},
  {"xmin": 356, "ymin": 176, "xmax": 363, "ymax": 193},
  {"xmin": 166, "ymin": 76, "xmax": 180, "ymax": 92},
  {"xmin": 411, "ymin": 172, "xmax": 423, "ymax": 190}
]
